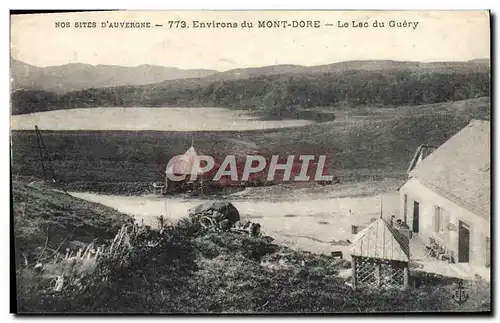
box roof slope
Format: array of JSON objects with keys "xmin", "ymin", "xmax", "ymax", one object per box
[
  {"xmin": 166, "ymin": 146, "xmax": 204, "ymax": 176},
  {"xmin": 350, "ymin": 218, "xmax": 410, "ymax": 262},
  {"xmin": 409, "ymin": 120, "xmax": 490, "ymax": 220},
  {"xmin": 407, "ymin": 144, "xmax": 437, "ymax": 173}
]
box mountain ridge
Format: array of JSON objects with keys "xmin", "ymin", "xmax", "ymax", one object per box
[
  {"xmin": 10, "ymin": 58, "xmax": 218, "ymax": 94},
  {"xmin": 11, "ymin": 58, "xmax": 490, "ymax": 94}
]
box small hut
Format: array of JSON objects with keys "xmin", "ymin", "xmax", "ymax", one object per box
[
  {"xmin": 350, "ymin": 218, "xmax": 410, "ymax": 290},
  {"xmin": 165, "ymin": 146, "xmax": 205, "ymax": 193}
]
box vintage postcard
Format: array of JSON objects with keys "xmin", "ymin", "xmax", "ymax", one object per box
[{"xmin": 10, "ymin": 10, "xmax": 491, "ymax": 314}]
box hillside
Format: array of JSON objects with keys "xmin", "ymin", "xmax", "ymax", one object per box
[
  {"xmin": 15, "ymin": 192, "xmax": 490, "ymax": 313},
  {"xmin": 11, "ymin": 59, "xmax": 490, "ymax": 115},
  {"xmin": 10, "ymin": 59, "xmax": 217, "ymax": 94},
  {"xmin": 206, "ymin": 59, "xmax": 490, "ymax": 82},
  {"xmin": 12, "ymin": 179, "xmax": 133, "ymax": 266}
]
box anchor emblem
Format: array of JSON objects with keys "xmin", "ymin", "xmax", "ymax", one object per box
[{"xmin": 452, "ymin": 281, "xmax": 469, "ymax": 305}]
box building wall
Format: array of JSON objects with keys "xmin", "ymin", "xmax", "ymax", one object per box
[{"xmin": 399, "ymin": 178, "xmax": 490, "ymax": 268}]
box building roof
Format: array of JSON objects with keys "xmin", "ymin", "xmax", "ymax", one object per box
[
  {"xmin": 409, "ymin": 120, "xmax": 490, "ymax": 220},
  {"xmin": 350, "ymin": 218, "xmax": 410, "ymax": 262},
  {"xmin": 407, "ymin": 144, "xmax": 437, "ymax": 173},
  {"xmin": 166, "ymin": 146, "xmax": 204, "ymax": 176}
]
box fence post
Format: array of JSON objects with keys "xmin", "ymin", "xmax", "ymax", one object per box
[
  {"xmin": 351, "ymin": 256, "xmax": 357, "ymax": 289},
  {"xmin": 403, "ymin": 265, "xmax": 409, "ymax": 289},
  {"xmin": 375, "ymin": 261, "xmax": 381, "ymax": 288}
]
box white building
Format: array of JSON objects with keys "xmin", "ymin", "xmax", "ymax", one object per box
[{"xmin": 399, "ymin": 120, "xmax": 490, "ymax": 271}]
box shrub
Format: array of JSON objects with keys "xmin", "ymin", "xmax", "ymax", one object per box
[{"xmin": 15, "ymin": 213, "xmax": 491, "ymax": 313}]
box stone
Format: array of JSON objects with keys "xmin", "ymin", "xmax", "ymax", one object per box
[{"xmin": 189, "ymin": 201, "xmax": 240, "ymax": 227}]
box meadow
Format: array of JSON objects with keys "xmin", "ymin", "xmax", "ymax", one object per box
[{"xmin": 10, "ymin": 97, "xmax": 490, "ymax": 195}]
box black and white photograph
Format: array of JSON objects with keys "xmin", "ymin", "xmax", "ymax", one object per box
[{"xmin": 9, "ymin": 10, "xmax": 491, "ymax": 313}]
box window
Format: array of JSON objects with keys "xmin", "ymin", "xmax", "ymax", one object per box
[
  {"xmin": 403, "ymin": 194, "xmax": 408, "ymax": 223},
  {"xmin": 433, "ymin": 206, "xmax": 449, "ymax": 233}
]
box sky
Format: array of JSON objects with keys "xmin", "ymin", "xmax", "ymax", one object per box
[{"xmin": 10, "ymin": 10, "xmax": 490, "ymax": 71}]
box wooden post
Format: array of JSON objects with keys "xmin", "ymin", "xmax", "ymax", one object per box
[
  {"xmin": 403, "ymin": 265, "xmax": 409, "ymax": 289},
  {"xmin": 351, "ymin": 256, "xmax": 357, "ymax": 289},
  {"xmin": 375, "ymin": 261, "xmax": 381, "ymax": 288}
]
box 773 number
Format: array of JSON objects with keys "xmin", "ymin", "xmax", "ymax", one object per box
[{"xmin": 168, "ymin": 21, "xmax": 188, "ymax": 28}]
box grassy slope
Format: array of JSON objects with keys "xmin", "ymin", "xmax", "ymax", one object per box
[
  {"xmin": 17, "ymin": 216, "xmax": 491, "ymax": 313},
  {"xmin": 10, "ymin": 97, "xmax": 490, "ymax": 194},
  {"xmin": 12, "ymin": 179, "xmax": 133, "ymax": 266}
]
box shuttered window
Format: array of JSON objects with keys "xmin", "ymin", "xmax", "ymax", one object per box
[{"xmin": 434, "ymin": 206, "xmax": 449, "ymax": 233}]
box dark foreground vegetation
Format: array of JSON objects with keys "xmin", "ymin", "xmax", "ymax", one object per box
[
  {"xmin": 10, "ymin": 97, "xmax": 490, "ymax": 195},
  {"xmin": 13, "ymin": 180, "xmax": 490, "ymax": 313},
  {"xmin": 12, "ymin": 179, "xmax": 133, "ymax": 267}
]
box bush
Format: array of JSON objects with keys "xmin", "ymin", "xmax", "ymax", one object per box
[{"xmin": 15, "ymin": 213, "xmax": 491, "ymax": 313}]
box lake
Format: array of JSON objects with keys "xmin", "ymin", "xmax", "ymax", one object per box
[{"xmin": 10, "ymin": 107, "xmax": 315, "ymax": 131}]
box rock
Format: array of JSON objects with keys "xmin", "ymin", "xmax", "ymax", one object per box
[
  {"xmin": 68, "ymin": 240, "xmax": 87, "ymax": 250},
  {"xmin": 220, "ymin": 219, "xmax": 232, "ymax": 232},
  {"xmin": 190, "ymin": 201, "xmax": 240, "ymax": 225},
  {"xmin": 250, "ymin": 223, "xmax": 261, "ymax": 237},
  {"xmin": 212, "ymin": 211, "xmax": 225, "ymax": 222},
  {"xmin": 262, "ymin": 236, "xmax": 274, "ymax": 243}
]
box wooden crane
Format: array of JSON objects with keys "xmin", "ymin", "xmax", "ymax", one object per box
[{"xmin": 34, "ymin": 125, "xmax": 57, "ymax": 184}]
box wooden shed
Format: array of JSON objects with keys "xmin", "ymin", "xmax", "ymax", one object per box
[{"xmin": 350, "ymin": 218, "xmax": 410, "ymax": 290}]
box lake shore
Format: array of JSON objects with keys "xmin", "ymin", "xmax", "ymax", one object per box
[{"xmin": 10, "ymin": 107, "xmax": 315, "ymax": 131}]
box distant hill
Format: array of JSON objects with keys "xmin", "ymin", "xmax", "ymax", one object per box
[
  {"xmin": 10, "ymin": 89, "xmax": 60, "ymax": 115},
  {"xmin": 10, "ymin": 59, "xmax": 490, "ymax": 115},
  {"xmin": 468, "ymin": 58, "xmax": 490, "ymax": 65},
  {"xmin": 11, "ymin": 59, "xmax": 490, "ymax": 95},
  {"xmin": 203, "ymin": 59, "xmax": 490, "ymax": 82},
  {"xmin": 10, "ymin": 59, "xmax": 218, "ymax": 94}
]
